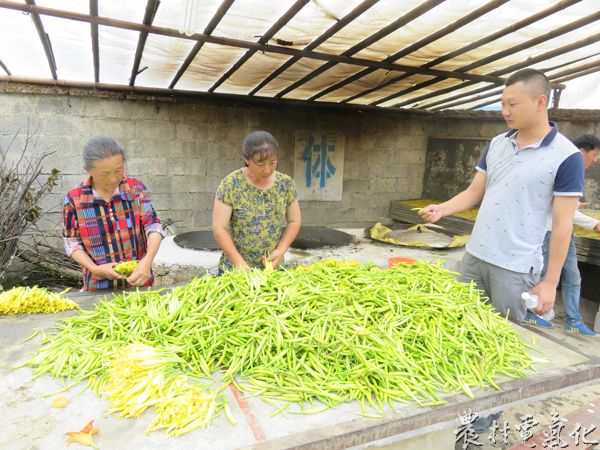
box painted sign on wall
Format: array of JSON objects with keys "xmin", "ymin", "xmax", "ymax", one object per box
[{"xmin": 294, "ymin": 132, "xmax": 344, "ymax": 201}]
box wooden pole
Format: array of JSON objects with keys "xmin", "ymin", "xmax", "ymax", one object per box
[
  {"xmin": 248, "ymin": 0, "xmax": 379, "ymax": 96},
  {"xmin": 274, "ymin": 0, "xmax": 445, "ymax": 98},
  {"xmin": 89, "ymin": 0, "xmax": 99, "ymax": 83},
  {"xmin": 0, "ymin": 0, "xmax": 505, "ymax": 86},
  {"xmin": 169, "ymin": 0, "xmax": 234, "ymax": 89},
  {"xmin": 129, "ymin": 0, "xmax": 160, "ymax": 86},
  {"xmin": 207, "ymin": 0, "xmax": 309, "ymax": 93},
  {"xmin": 24, "ymin": 0, "xmax": 57, "ymax": 79}
]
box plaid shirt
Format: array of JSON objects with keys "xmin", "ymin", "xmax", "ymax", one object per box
[{"xmin": 63, "ymin": 176, "xmax": 164, "ymax": 291}]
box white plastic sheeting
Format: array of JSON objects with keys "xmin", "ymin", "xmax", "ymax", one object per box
[{"xmin": 0, "ymin": 0, "xmax": 599, "ymax": 110}]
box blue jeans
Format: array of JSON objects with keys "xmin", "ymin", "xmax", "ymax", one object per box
[{"xmin": 541, "ymin": 231, "xmax": 582, "ymax": 327}]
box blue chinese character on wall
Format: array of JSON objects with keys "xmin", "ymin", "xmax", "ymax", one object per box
[{"xmin": 301, "ymin": 134, "xmax": 337, "ymax": 189}]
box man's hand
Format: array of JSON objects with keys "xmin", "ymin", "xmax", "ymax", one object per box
[
  {"xmin": 418, "ymin": 204, "xmax": 444, "ymax": 223},
  {"xmin": 127, "ymin": 259, "xmax": 152, "ymax": 286},
  {"xmin": 529, "ymin": 280, "xmax": 557, "ymax": 316},
  {"xmin": 594, "ymin": 222, "xmax": 600, "ymax": 233},
  {"xmin": 92, "ymin": 262, "xmax": 120, "ymax": 280}
]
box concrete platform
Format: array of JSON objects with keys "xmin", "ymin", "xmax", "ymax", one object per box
[
  {"xmin": 2, "ymin": 303, "xmax": 599, "ymax": 450},
  {"xmin": 2, "ymin": 234, "xmax": 600, "ymax": 449}
]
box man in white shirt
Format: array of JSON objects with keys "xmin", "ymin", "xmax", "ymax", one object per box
[
  {"xmin": 541, "ymin": 134, "xmax": 600, "ymax": 336},
  {"xmin": 419, "ymin": 69, "xmax": 584, "ymax": 327}
]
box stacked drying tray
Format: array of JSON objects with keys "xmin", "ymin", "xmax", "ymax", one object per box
[
  {"xmin": 390, "ymin": 199, "xmax": 600, "ymax": 266},
  {"xmin": 389, "ymin": 199, "xmax": 476, "ymax": 237},
  {"xmin": 573, "ymin": 211, "xmax": 600, "ymax": 266}
]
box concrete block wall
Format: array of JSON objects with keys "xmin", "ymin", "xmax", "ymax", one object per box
[
  {"xmin": 423, "ymin": 111, "xmax": 600, "ymax": 204},
  {"xmin": 0, "ymin": 91, "xmax": 428, "ymax": 241},
  {"xmin": 4, "ymin": 88, "xmax": 598, "ymax": 246}
]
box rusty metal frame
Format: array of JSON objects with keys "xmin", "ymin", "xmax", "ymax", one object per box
[
  {"xmin": 309, "ymin": 0, "xmax": 510, "ymax": 102},
  {"xmin": 423, "ymin": 31, "xmax": 600, "ymax": 111},
  {"xmin": 24, "ymin": 0, "xmax": 57, "ymax": 80},
  {"xmin": 385, "ymin": 9, "xmax": 600, "ymax": 108},
  {"xmin": 0, "ymin": 0, "xmax": 507, "ymax": 87},
  {"xmin": 89, "ymin": 0, "xmax": 99, "ymax": 83},
  {"xmin": 248, "ymin": 0, "xmax": 379, "ymax": 97},
  {"xmin": 465, "ymin": 59, "xmax": 600, "ymax": 111},
  {"xmin": 129, "ymin": 0, "xmax": 160, "ymax": 86},
  {"xmin": 341, "ymin": 0, "xmax": 582, "ymax": 105}
]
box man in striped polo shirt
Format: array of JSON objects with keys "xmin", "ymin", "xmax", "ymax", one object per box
[{"xmin": 420, "ymin": 69, "xmax": 584, "ymax": 327}]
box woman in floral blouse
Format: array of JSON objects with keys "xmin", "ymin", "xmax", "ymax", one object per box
[{"xmin": 212, "ymin": 131, "xmax": 301, "ymax": 273}]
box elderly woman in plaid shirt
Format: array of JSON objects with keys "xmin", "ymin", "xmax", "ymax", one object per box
[{"xmin": 63, "ymin": 136, "xmax": 164, "ymax": 291}]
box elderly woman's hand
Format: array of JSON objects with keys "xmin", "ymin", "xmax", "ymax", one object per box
[
  {"xmin": 92, "ymin": 262, "xmax": 121, "ymax": 280},
  {"xmin": 127, "ymin": 258, "xmax": 153, "ymax": 286}
]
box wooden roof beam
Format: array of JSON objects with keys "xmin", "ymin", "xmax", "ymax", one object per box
[
  {"xmin": 0, "ymin": 0, "xmax": 504, "ymax": 86},
  {"xmin": 169, "ymin": 0, "xmax": 234, "ymax": 89},
  {"xmin": 370, "ymin": 12, "xmax": 600, "ymax": 108},
  {"xmin": 418, "ymin": 30, "xmax": 600, "ymax": 110},
  {"xmin": 248, "ymin": 0, "xmax": 379, "ymax": 96},
  {"xmin": 433, "ymin": 56, "xmax": 600, "ymax": 111},
  {"xmin": 435, "ymin": 87, "xmax": 502, "ymax": 111},
  {"xmin": 449, "ymin": 59, "xmax": 600, "ymax": 111},
  {"xmin": 341, "ymin": 0, "xmax": 582, "ymax": 104},
  {"xmin": 24, "ymin": 0, "xmax": 57, "ymax": 79},
  {"xmin": 309, "ymin": 0, "xmax": 509, "ymax": 102},
  {"xmin": 384, "ymin": 9, "xmax": 600, "ymax": 108},
  {"xmin": 89, "ymin": 0, "xmax": 99, "ymax": 83},
  {"xmin": 208, "ymin": 0, "xmax": 309, "ymax": 93},
  {"xmin": 553, "ymin": 65, "xmax": 600, "ymax": 84},
  {"xmin": 0, "ymin": 59, "xmax": 10, "ymax": 75},
  {"xmin": 274, "ymin": 0, "xmax": 445, "ymax": 98},
  {"xmin": 129, "ymin": 0, "xmax": 160, "ymax": 86}
]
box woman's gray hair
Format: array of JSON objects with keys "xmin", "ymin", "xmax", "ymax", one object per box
[
  {"xmin": 83, "ymin": 136, "xmax": 125, "ymax": 169},
  {"xmin": 242, "ymin": 130, "xmax": 278, "ymax": 163}
]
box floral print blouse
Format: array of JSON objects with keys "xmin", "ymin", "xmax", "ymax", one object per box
[{"xmin": 215, "ymin": 169, "xmax": 297, "ymax": 272}]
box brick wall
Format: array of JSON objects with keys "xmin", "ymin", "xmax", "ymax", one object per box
[{"xmin": 425, "ymin": 112, "xmax": 600, "ymax": 203}]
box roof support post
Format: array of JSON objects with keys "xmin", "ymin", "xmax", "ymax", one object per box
[
  {"xmin": 89, "ymin": 0, "xmax": 99, "ymax": 82},
  {"xmin": 0, "ymin": 59, "xmax": 10, "ymax": 75}
]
